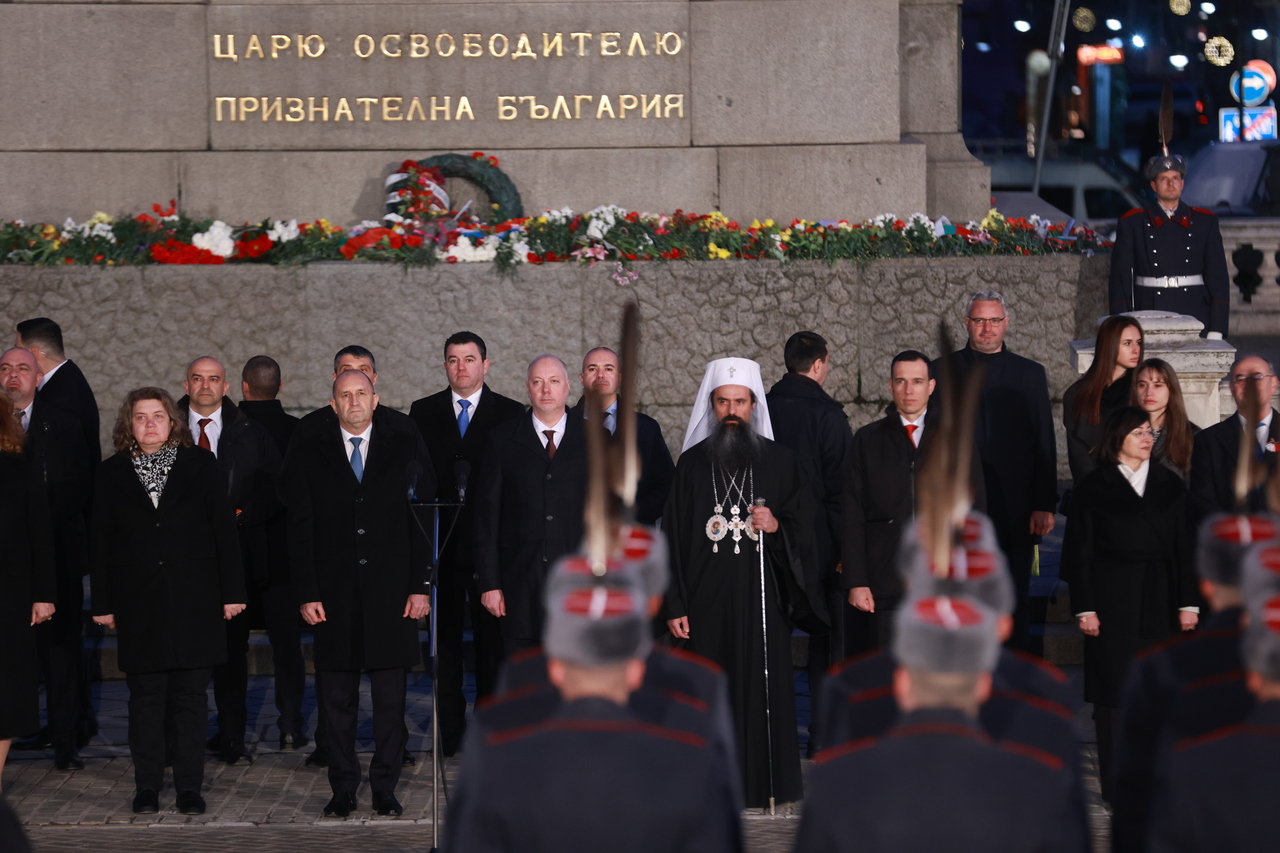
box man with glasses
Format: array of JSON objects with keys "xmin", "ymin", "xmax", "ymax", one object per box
[
  {"xmin": 939, "ymin": 292, "xmax": 1057, "ymax": 655},
  {"xmin": 1189, "ymin": 355, "xmax": 1280, "ymax": 519},
  {"xmin": 1107, "ymin": 153, "xmax": 1230, "ymax": 340}
]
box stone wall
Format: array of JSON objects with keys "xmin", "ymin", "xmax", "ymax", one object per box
[{"xmin": 0, "ymin": 255, "xmax": 1107, "ymax": 476}]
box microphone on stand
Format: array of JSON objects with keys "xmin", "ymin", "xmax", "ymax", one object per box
[
  {"xmin": 454, "ymin": 459, "xmax": 471, "ymax": 503},
  {"xmin": 406, "ymin": 459, "xmax": 423, "ymax": 501}
]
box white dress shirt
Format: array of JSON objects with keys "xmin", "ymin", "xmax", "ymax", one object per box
[
  {"xmin": 190, "ymin": 406, "xmax": 224, "ymax": 457},
  {"xmin": 899, "ymin": 409, "xmax": 926, "ymax": 447},
  {"xmin": 1239, "ymin": 411, "xmax": 1274, "ymax": 453},
  {"xmin": 452, "ymin": 387, "xmax": 483, "ymax": 420},
  {"xmin": 15, "ymin": 400, "xmax": 33, "ymax": 433},
  {"xmin": 580, "ymin": 400, "xmax": 619, "ymax": 435},
  {"xmin": 534, "ymin": 411, "xmax": 568, "ymax": 450},
  {"xmin": 36, "ymin": 359, "xmax": 65, "ymax": 391},
  {"xmin": 341, "ymin": 421, "xmax": 373, "ymax": 467}
]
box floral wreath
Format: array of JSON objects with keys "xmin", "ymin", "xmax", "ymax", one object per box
[{"xmin": 385, "ymin": 152, "xmax": 524, "ymax": 224}]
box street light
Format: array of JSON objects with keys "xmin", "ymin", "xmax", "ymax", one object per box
[
  {"xmin": 1014, "ymin": 20, "xmax": 1032, "ymax": 33},
  {"xmin": 1106, "ymin": 19, "xmax": 1122, "ymax": 31},
  {"xmin": 1132, "ymin": 34, "xmax": 1146, "ymax": 48},
  {"xmin": 976, "ymin": 42, "xmax": 992, "ymax": 52},
  {"xmin": 1170, "ymin": 54, "xmax": 1190, "ymax": 69},
  {"xmin": 1200, "ymin": 2, "xmax": 1215, "ymax": 13},
  {"xmin": 1254, "ymin": 29, "xmax": 1270, "ymax": 41}
]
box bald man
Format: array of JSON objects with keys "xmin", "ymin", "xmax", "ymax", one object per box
[
  {"xmin": 279, "ymin": 369, "xmax": 435, "ymax": 817},
  {"xmin": 473, "ymin": 355, "xmax": 589, "ymax": 652},
  {"xmin": 176, "ymin": 356, "xmax": 283, "ymax": 766}
]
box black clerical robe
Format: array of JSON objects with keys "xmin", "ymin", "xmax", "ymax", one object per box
[{"xmin": 662, "ymin": 437, "xmax": 825, "ymax": 808}]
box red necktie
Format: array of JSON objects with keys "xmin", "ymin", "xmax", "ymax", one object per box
[
  {"xmin": 198, "ymin": 418, "xmax": 212, "ymax": 451},
  {"xmin": 544, "ymin": 429, "xmax": 557, "ymax": 461},
  {"xmin": 905, "ymin": 423, "xmax": 918, "ymax": 446}
]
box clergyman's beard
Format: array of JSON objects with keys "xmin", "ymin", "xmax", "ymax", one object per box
[{"xmin": 708, "ymin": 415, "xmax": 761, "ymax": 473}]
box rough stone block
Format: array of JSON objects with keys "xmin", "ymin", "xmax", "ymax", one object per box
[
  {"xmin": 899, "ymin": 1, "xmax": 960, "ymax": 135},
  {"xmin": 0, "ymin": 7, "xmax": 207, "ymax": 150},
  {"xmin": 0, "ymin": 153, "xmax": 181, "ymax": 224},
  {"xmin": 689, "ymin": 0, "xmax": 900, "ymax": 146},
  {"xmin": 206, "ymin": 3, "xmax": 691, "ymax": 150},
  {"xmin": 910, "ymin": 131, "xmax": 991, "ymax": 221},
  {"xmin": 716, "ymin": 143, "xmax": 927, "ymax": 224}
]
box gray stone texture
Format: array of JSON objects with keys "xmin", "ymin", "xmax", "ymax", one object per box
[
  {"xmin": 0, "ymin": 6, "xmax": 208, "ymax": 150},
  {"xmin": 0, "ymin": 255, "xmax": 1108, "ymax": 477}
]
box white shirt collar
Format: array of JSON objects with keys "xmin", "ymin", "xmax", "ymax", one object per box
[
  {"xmin": 190, "ymin": 405, "xmax": 223, "ymax": 430},
  {"xmin": 899, "ymin": 408, "xmax": 926, "ymax": 446},
  {"xmin": 533, "ymin": 410, "xmax": 568, "ymax": 448},
  {"xmin": 451, "ymin": 386, "xmax": 483, "ymax": 413},
  {"xmin": 1118, "ymin": 458, "xmax": 1150, "ymax": 497},
  {"xmin": 340, "ymin": 421, "xmax": 373, "ymax": 442},
  {"xmin": 37, "ymin": 359, "xmax": 65, "ymax": 390}
]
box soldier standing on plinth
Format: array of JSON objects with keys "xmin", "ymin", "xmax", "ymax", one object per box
[{"xmin": 1108, "ymin": 87, "xmax": 1230, "ymax": 339}]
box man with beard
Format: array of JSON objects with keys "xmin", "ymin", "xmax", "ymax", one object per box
[{"xmin": 663, "ymin": 357, "xmax": 825, "ymax": 810}]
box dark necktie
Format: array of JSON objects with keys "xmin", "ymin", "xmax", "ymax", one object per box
[
  {"xmin": 544, "ymin": 429, "xmax": 557, "ymax": 461},
  {"xmin": 198, "ymin": 418, "xmax": 212, "ymax": 450},
  {"xmin": 15, "ymin": 409, "xmax": 26, "ymax": 433},
  {"xmin": 457, "ymin": 399, "xmax": 471, "ymax": 437},
  {"xmin": 905, "ymin": 423, "xmax": 918, "ymax": 446}
]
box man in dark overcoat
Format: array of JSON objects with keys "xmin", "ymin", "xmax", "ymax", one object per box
[
  {"xmin": 16, "ymin": 317, "xmax": 100, "ymax": 464},
  {"xmin": 177, "ymin": 356, "xmax": 282, "ymax": 765},
  {"xmin": 572, "ymin": 346, "xmax": 674, "ymax": 525},
  {"xmin": 1108, "ymin": 153, "xmax": 1230, "ymax": 339},
  {"xmin": 237, "ymin": 355, "xmax": 308, "ymax": 750},
  {"xmin": 939, "ymin": 291, "xmax": 1057, "ymax": 653},
  {"xmin": 473, "ymin": 355, "xmax": 587, "ymax": 651},
  {"xmin": 281, "ymin": 369, "xmax": 435, "ymax": 818},
  {"xmin": 1189, "ymin": 355, "xmax": 1280, "ymax": 521},
  {"xmin": 408, "ymin": 331, "xmax": 525, "ymax": 756},
  {"xmin": 1, "ymin": 347, "xmax": 93, "ymax": 770}
]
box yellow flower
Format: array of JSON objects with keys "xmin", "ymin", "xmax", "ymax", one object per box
[
  {"xmin": 51, "ymin": 240, "xmax": 62, "ymax": 250},
  {"xmin": 88, "ymin": 211, "xmax": 112, "ymax": 225},
  {"xmin": 537, "ymin": 216, "xmax": 548, "ymax": 224},
  {"xmin": 750, "ymin": 219, "xmax": 762, "ymax": 230},
  {"xmin": 779, "ymin": 229, "xmax": 792, "ymax": 241},
  {"xmin": 706, "ymin": 242, "xmax": 732, "ymax": 260},
  {"xmin": 40, "ymin": 224, "xmax": 56, "ymax": 240},
  {"xmin": 979, "ymin": 209, "xmax": 1005, "ymax": 231},
  {"xmin": 763, "ymin": 219, "xmax": 775, "ymax": 228}
]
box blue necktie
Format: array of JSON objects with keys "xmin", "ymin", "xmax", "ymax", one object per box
[
  {"xmin": 457, "ymin": 399, "xmax": 471, "ymax": 437},
  {"xmin": 604, "ymin": 407, "xmax": 617, "ymax": 436},
  {"xmin": 349, "ymin": 437, "xmax": 364, "ymax": 482}
]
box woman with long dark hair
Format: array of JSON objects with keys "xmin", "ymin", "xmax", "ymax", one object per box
[
  {"xmin": 1063, "ymin": 315, "xmax": 1145, "ymax": 482},
  {"xmin": 90, "ymin": 388, "xmax": 245, "ymax": 815},
  {"xmin": 0, "ymin": 405, "xmax": 55, "ymax": 787},
  {"xmin": 1060, "ymin": 406, "xmax": 1198, "ymax": 804},
  {"xmin": 1131, "ymin": 358, "xmax": 1199, "ymax": 478}
]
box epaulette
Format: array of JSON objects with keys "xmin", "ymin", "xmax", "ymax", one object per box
[
  {"xmin": 846, "ymin": 684, "xmax": 893, "ymax": 705},
  {"xmin": 1007, "ymin": 649, "xmax": 1069, "ymax": 683},
  {"xmin": 658, "ymin": 688, "xmax": 709, "ymax": 712},
  {"xmin": 653, "ymin": 644, "xmax": 723, "ymax": 674},
  {"xmin": 991, "ymin": 687, "xmax": 1074, "ymax": 722},
  {"xmin": 1180, "ymin": 669, "xmax": 1245, "ymax": 694},
  {"xmin": 1191, "ymin": 207, "xmax": 1217, "ymax": 216},
  {"xmin": 828, "ymin": 648, "xmax": 884, "ymax": 676},
  {"xmin": 1121, "ymin": 208, "xmax": 1146, "ymax": 219},
  {"xmin": 486, "ymin": 717, "xmax": 706, "ymax": 748},
  {"xmin": 999, "ymin": 739, "xmax": 1064, "ymax": 771},
  {"xmin": 814, "ymin": 735, "xmax": 878, "ymax": 765}
]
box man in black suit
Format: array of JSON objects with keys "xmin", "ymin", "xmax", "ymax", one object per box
[
  {"xmin": 408, "ymin": 331, "xmax": 525, "ymax": 756},
  {"xmin": 175, "ymin": 356, "xmax": 282, "ymax": 765},
  {"xmin": 1189, "ymin": 355, "xmax": 1280, "ymax": 520},
  {"xmin": 940, "ymin": 291, "xmax": 1057, "ymax": 654},
  {"xmin": 572, "ymin": 346, "xmax": 674, "ymax": 525},
  {"xmin": 474, "ymin": 355, "xmax": 588, "ymax": 651},
  {"xmin": 15, "ymin": 317, "xmax": 100, "ymax": 464},
  {"xmin": 1, "ymin": 346, "xmax": 94, "ymax": 771},
  {"xmin": 237, "ymin": 355, "xmax": 308, "ymax": 752},
  {"xmin": 281, "ymin": 369, "xmax": 435, "ymax": 818}
]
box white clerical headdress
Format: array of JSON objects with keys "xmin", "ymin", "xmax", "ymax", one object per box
[{"xmin": 681, "ymin": 357, "xmax": 774, "ymax": 453}]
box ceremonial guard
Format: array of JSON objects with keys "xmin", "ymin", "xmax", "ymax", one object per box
[{"xmin": 1108, "ymin": 91, "xmax": 1229, "ymax": 338}]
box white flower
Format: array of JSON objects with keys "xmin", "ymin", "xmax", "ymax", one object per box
[
  {"xmin": 13, "ymin": 219, "xmax": 23, "ymax": 228},
  {"xmin": 266, "ymin": 219, "xmax": 300, "ymax": 243},
  {"xmin": 544, "ymin": 207, "xmax": 575, "ymax": 224},
  {"xmin": 192, "ymin": 220, "xmax": 235, "ymax": 257},
  {"xmin": 585, "ymin": 205, "xmax": 628, "ymax": 241},
  {"xmin": 511, "ymin": 239, "xmax": 530, "ymax": 261},
  {"xmin": 350, "ymin": 220, "xmax": 383, "ymax": 237},
  {"xmin": 870, "ymin": 213, "xmax": 898, "ymax": 228},
  {"xmin": 437, "ymin": 234, "xmax": 498, "ymax": 263},
  {"xmin": 907, "ymin": 212, "xmax": 932, "ymax": 229},
  {"xmin": 383, "ymin": 213, "xmax": 405, "ymax": 224}
]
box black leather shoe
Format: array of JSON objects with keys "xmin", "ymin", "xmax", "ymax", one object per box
[
  {"xmin": 402, "ymin": 749, "xmax": 415, "ymax": 767},
  {"xmin": 440, "ymin": 733, "xmax": 462, "ymax": 758},
  {"xmin": 175, "ymin": 791, "xmax": 206, "ymax": 815},
  {"xmin": 13, "ymin": 730, "xmax": 52, "ymax": 751},
  {"xmin": 55, "ymin": 750, "xmax": 85, "ymax": 771},
  {"xmin": 305, "ymin": 747, "xmax": 329, "ymax": 768},
  {"xmin": 322, "ymin": 792, "xmax": 356, "ymax": 818},
  {"xmin": 132, "ymin": 789, "xmax": 160, "ymax": 815},
  {"xmin": 372, "ymin": 791, "xmax": 403, "ymax": 817},
  {"xmin": 218, "ymin": 745, "xmax": 253, "ymax": 766},
  {"xmin": 205, "ymin": 732, "xmax": 223, "ymax": 753},
  {"xmin": 280, "ymin": 732, "xmax": 309, "ymax": 751}
]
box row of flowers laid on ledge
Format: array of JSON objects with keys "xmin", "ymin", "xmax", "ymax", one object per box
[{"xmin": 0, "ymin": 203, "xmax": 1111, "ymax": 273}]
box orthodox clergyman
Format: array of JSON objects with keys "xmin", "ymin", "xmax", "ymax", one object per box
[{"xmin": 662, "ymin": 357, "xmax": 826, "ymax": 809}]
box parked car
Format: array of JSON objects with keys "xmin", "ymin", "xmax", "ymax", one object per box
[{"xmin": 986, "ymin": 157, "xmax": 1145, "ymax": 236}]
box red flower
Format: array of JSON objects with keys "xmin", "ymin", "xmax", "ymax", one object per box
[
  {"xmin": 93, "ymin": 255, "xmax": 105, "ymax": 264},
  {"xmin": 661, "ymin": 248, "xmax": 682, "ymax": 260},
  {"xmin": 135, "ymin": 213, "xmax": 156, "ymax": 225},
  {"xmin": 404, "ymin": 235, "xmax": 424, "ymax": 248},
  {"xmin": 401, "ymin": 159, "xmax": 419, "ymax": 172},
  {"xmin": 623, "ymin": 252, "xmax": 638, "ymax": 261},
  {"xmin": 63, "ymin": 257, "xmax": 73, "ymax": 264},
  {"xmin": 338, "ymin": 228, "xmax": 401, "ymax": 260},
  {"xmin": 152, "ymin": 200, "xmax": 177, "ymax": 218},
  {"xmin": 471, "ymin": 151, "xmax": 485, "ymax": 159},
  {"xmin": 446, "ymin": 256, "xmax": 458, "ymax": 264},
  {"xmin": 149, "ymin": 239, "xmax": 225, "ymax": 265},
  {"xmin": 527, "ymin": 252, "xmax": 543, "ymax": 264},
  {"xmin": 234, "ymin": 234, "xmax": 273, "ymax": 259},
  {"xmin": 487, "ymin": 156, "xmax": 499, "ymax": 167}
]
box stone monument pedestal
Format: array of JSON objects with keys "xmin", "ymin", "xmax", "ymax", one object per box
[{"xmin": 1069, "ymin": 310, "xmax": 1237, "ymax": 429}]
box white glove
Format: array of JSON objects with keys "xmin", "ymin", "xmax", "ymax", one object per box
[{"xmin": 1206, "ymin": 331, "xmax": 1224, "ymax": 341}]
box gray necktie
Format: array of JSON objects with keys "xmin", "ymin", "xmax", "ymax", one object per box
[{"xmin": 349, "ymin": 437, "xmax": 364, "ymax": 482}]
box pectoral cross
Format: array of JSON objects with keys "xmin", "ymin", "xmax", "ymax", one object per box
[{"xmin": 726, "ymin": 505, "xmax": 750, "ymax": 554}]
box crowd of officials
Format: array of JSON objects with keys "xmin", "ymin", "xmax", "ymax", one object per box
[{"xmin": 0, "ymin": 293, "xmax": 1278, "ymax": 850}]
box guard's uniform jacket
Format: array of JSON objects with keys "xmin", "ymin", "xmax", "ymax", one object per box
[
  {"xmin": 795, "ymin": 708, "xmax": 1088, "ymax": 853},
  {"xmin": 444, "ymin": 697, "xmax": 743, "ymax": 853},
  {"xmin": 1112, "ymin": 607, "xmax": 1252, "ymax": 852},
  {"xmin": 1108, "ymin": 202, "xmax": 1230, "ymax": 336},
  {"xmin": 1147, "ymin": 701, "xmax": 1280, "ymax": 853}
]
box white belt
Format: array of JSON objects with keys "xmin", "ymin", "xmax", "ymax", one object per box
[{"xmin": 1135, "ymin": 275, "xmax": 1205, "ymax": 289}]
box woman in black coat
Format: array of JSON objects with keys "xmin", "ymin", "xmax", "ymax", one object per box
[
  {"xmin": 0, "ymin": 405, "xmax": 55, "ymax": 787},
  {"xmin": 1060, "ymin": 406, "xmax": 1198, "ymax": 804},
  {"xmin": 90, "ymin": 387, "xmax": 245, "ymax": 816},
  {"xmin": 1063, "ymin": 315, "xmax": 1144, "ymax": 483}
]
